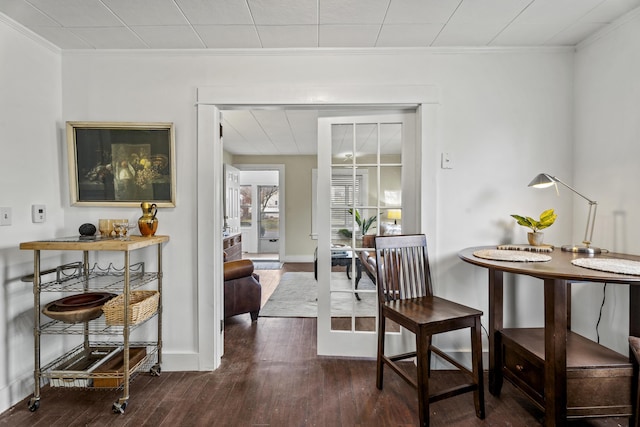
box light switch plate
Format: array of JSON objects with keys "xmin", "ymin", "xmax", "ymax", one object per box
[{"xmin": 0, "ymin": 207, "xmax": 12, "ymax": 226}]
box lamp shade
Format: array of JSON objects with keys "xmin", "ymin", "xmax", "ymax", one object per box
[
  {"xmin": 387, "ymin": 210, "xmax": 402, "ymax": 220},
  {"xmin": 528, "ymin": 172, "xmax": 600, "ymax": 254},
  {"xmin": 528, "ymin": 173, "xmax": 556, "ymax": 189}
]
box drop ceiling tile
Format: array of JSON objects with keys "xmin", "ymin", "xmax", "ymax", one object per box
[
  {"xmin": 287, "ymin": 124, "xmax": 318, "ymax": 153},
  {"xmin": 286, "ymin": 110, "xmax": 318, "ymax": 153},
  {"xmin": 224, "ymin": 111, "xmax": 270, "ymax": 142},
  {"xmin": 0, "ymin": 0, "xmax": 60, "ymax": 26},
  {"xmin": 491, "ymin": 20, "xmax": 580, "ymax": 46},
  {"xmin": 320, "ymin": 0, "xmax": 390, "ymax": 24},
  {"xmin": 131, "ymin": 25, "xmax": 205, "ymax": 48},
  {"xmin": 29, "ymin": 26, "xmax": 92, "ymax": 48},
  {"xmin": 580, "ymin": 0, "xmax": 640, "ymax": 23},
  {"xmin": 102, "ymin": 0, "xmax": 188, "ymax": 26},
  {"xmin": 248, "ymin": 0, "xmax": 317, "ymax": 25},
  {"xmin": 249, "ymin": 139, "xmax": 280, "ymax": 155},
  {"xmin": 433, "ymin": 21, "xmax": 506, "ymax": 46},
  {"xmin": 257, "ymin": 25, "xmax": 317, "ymax": 48},
  {"xmin": 275, "ymin": 143, "xmax": 303, "ymax": 155},
  {"xmin": 225, "ymin": 140, "xmax": 254, "ymax": 155},
  {"xmin": 489, "ymin": 22, "xmax": 557, "ymax": 45},
  {"xmin": 195, "ymin": 25, "xmax": 261, "ymax": 48},
  {"xmin": 319, "ymin": 24, "xmax": 380, "ymax": 47},
  {"xmin": 514, "ymin": 0, "xmax": 603, "ymax": 25},
  {"xmin": 377, "ymin": 23, "xmax": 443, "ymax": 47},
  {"xmin": 384, "ymin": 0, "xmax": 463, "ymax": 24},
  {"xmin": 222, "ymin": 110, "xmax": 255, "ymax": 128},
  {"xmin": 175, "ymin": 0, "xmax": 253, "ymax": 25},
  {"xmin": 547, "ymin": 22, "xmax": 606, "ymax": 45},
  {"xmin": 251, "ymin": 111, "xmax": 296, "ymax": 149},
  {"xmin": 28, "ymin": 0, "xmax": 122, "ymax": 27},
  {"xmin": 448, "ymin": 0, "xmax": 532, "ymax": 24},
  {"xmin": 69, "ymin": 27, "xmax": 148, "ymax": 48}
]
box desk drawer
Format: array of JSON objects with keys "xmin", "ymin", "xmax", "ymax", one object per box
[
  {"xmin": 501, "ymin": 328, "xmax": 633, "ymax": 418},
  {"xmin": 502, "ymin": 332, "xmax": 544, "ymax": 407}
]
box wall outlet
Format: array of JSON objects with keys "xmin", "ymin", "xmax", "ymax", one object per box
[
  {"xmin": 32, "ymin": 204, "xmax": 46, "ymax": 223},
  {"xmin": 0, "ymin": 207, "xmax": 12, "ymax": 226}
]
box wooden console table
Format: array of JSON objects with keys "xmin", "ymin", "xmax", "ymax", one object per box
[{"xmin": 459, "ymin": 246, "xmax": 640, "ymax": 426}]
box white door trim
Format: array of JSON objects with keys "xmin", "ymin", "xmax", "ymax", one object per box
[{"xmin": 196, "ymin": 85, "xmax": 439, "ymax": 370}]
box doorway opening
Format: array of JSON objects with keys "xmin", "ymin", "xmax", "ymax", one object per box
[
  {"xmin": 196, "ymin": 86, "xmax": 438, "ymax": 370},
  {"xmin": 232, "ymin": 164, "xmax": 285, "ymax": 264}
]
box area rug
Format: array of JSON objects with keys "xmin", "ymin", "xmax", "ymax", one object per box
[{"xmin": 259, "ymin": 272, "xmax": 377, "ymax": 318}]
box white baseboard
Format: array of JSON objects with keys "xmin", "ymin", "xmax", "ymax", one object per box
[
  {"xmin": 281, "ymin": 254, "xmax": 314, "ymax": 263},
  {"xmin": 161, "ymin": 351, "xmax": 203, "ymax": 371},
  {"xmin": 0, "ymin": 372, "xmax": 35, "ymax": 415}
]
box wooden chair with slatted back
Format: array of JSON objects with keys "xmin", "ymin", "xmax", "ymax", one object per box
[{"xmin": 374, "ymin": 234, "xmax": 485, "ymax": 427}]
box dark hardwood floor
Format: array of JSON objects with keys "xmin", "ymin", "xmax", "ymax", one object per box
[{"xmin": 0, "ymin": 263, "xmax": 630, "ymax": 426}]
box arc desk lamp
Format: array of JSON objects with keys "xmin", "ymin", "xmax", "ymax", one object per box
[{"xmin": 529, "ymin": 173, "xmax": 601, "ymax": 254}]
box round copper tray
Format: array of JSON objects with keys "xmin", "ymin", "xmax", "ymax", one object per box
[
  {"xmin": 54, "ymin": 292, "xmax": 116, "ymax": 309},
  {"xmin": 42, "ymin": 292, "xmax": 117, "ymax": 323},
  {"xmin": 43, "ymin": 303, "xmax": 104, "ymax": 323}
]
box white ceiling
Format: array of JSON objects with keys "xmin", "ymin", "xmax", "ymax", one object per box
[
  {"xmin": 222, "ymin": 109, "xmax": 406, "ymax": 156},
  {"xmin": 2, "ymin": 0, "xmax": 638, "ymax": 50},
  {"xmin": 3, "ymin": 0, "xmax": 638, "ymax": 155}
]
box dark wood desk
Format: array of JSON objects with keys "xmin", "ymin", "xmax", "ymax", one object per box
[{"xmin": 459, "ymin": 246, "xmax": 640, "ymax": 426}]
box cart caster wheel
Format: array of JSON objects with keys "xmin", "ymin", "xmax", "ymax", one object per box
[
  {"xmin": 150, "ymin": 365, "xmax": 161, "ymax": 376},
  {"xmin": 112, "ymin": 401, "xmax": 127, "ymax": 414},
  {"xmin": 28, "ymin": 398, "xmax": 40, "ymax": 412}
]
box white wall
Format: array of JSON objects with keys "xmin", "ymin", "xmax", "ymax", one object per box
[
  {"xmin": 0, "ymin": 17, "xmax": 63, "ymax": 411},
  {"xmin": 59, "ymin": 47, "xmax": 574, "ymax": 369},
  {"xmin": 572, "ymin": 10, "xmax": 640, "ymax": 353}
]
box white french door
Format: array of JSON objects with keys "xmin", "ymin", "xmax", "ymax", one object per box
[
  {"xmin": 223, "ymin": 163, "xmax": 241, "ymax": 234},
  {"xmin": 316, "ymin": 113, "xmax": 418, "ymax": 357}
]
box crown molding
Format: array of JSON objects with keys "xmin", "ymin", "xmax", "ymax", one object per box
[
  {"xmin": 61, "ymin": 45, "xmax": 573, "ymax": 58},
  {"xmin": 577, "ymin": 6, "xmax": 640, "ymax": 50},
  {"xmin": 0, "ymin": 11, "xmax": 60, "ymax": 54}
]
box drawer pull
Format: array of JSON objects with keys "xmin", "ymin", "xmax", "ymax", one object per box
[{"xmin": 515, "ymin": 364, "xmax": 525, "ymax": 372}]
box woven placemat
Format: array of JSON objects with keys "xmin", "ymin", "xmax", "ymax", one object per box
[
  {"xmin": 497, "ymin": 244, "xmax": 554, "ymax": 253},
  {"xmin": 473, "ymin": 249, "xmax": 551, "ymax": 262},
  {"xmin": 571, "ymin": 258, "xmax": 640, "ymax": 275}
]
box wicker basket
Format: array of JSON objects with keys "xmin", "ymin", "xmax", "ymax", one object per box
[{"xmin": 103, "ymin": 290, "xmax": 159, "ymax": 326}]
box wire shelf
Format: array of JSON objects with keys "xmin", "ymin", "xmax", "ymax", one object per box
[
  {"xmin": 41, "ymin": 342, "xmax": 159, "ymax": 390},
  {"xmin": 36, "ymin": 262, "xmax": 160, "ymax": 292},
  {"xmin": 39, "ymin": 310, "xmax": 157, "ymax": 335}
]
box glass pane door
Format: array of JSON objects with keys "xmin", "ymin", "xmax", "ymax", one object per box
[
  {"xmin": 317, "ymin": 113, "xmax": 415, "ymax": 357},
  {"xmin": 258, "ymin": 185, "xmax": 279, "ymax": 253}
]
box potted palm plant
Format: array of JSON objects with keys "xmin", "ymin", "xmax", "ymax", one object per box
[
  {"xmin": 338, "ymin": 208, "xmax": 377, "ymax": 247},
  {"xmin": 511, "ymin": 208, "xmax": 557, "ymax": 246}
]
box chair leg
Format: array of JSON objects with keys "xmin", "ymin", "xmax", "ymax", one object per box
[
  {"xmin": 250, "ymin": 311, "xmax": 259, "ymax": 322},
  {"xmin": 376, "ymin": 313, "xmax": 386, "ymax": 390},
  {"xmin": 426, "ymin": 335, "xmax": 432, "ymax": 377},
  {"xmin": 471, "ymin": 317, "xmax": 486, "ymax": 419},
  {"xmin": 416, "ymin": 329, "xmax": 430, "ymax": 427}
]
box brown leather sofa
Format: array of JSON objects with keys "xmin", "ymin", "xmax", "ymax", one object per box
[
  {"xmin": 358, "ymin": 249, "xmax": 378, "ymax": 285},
  {"xmin": 224, "ymin": 259, "xmax": 261, "ymax": 321}
]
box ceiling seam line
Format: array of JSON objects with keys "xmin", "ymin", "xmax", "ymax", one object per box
[{"xmin": 487, "ymin": 0, "xmax": 536, "ymax": 46}]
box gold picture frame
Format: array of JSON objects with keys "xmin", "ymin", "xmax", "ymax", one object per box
[{"xmin": 66, "ymin": 121, "xmax": 176, "ymax": 207}]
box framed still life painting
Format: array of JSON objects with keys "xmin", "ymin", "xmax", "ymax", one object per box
[{"xmin": 66, "ymin": 121, "xmax": 176, "ymax": 207}]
